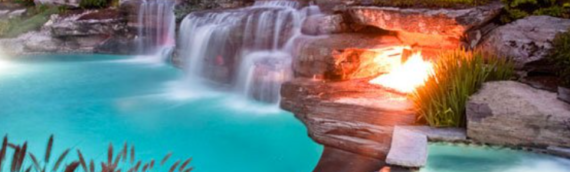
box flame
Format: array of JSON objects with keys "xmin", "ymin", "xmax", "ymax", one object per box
[{"xmin": 370, "ymin": 50, "xmax": 434, "ymax": 93}]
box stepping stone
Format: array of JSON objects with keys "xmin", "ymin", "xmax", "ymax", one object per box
[
  {"xmin": 386, "ymin": 127, "xmax": 428, "ymax": 168},
  {"xmin": 398, "ymin": 126, "xmax": 467, "ymax": 142}
]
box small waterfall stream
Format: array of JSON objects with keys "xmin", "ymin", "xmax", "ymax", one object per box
[
  {"xmin": 137, "ymin": 0, "xmax": 176, "ymax": 62},
  {"xmin": 179, "ymin": 1, "xmax": 321, "ymax": 103}
]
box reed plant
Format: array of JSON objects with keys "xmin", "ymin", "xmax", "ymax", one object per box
[
  {"xmin": 410, "ymin": 50, "xmax": 514, "ymax": 127},
  {"xmin": 0, "ymin": 135, "xmax": 194, "ymax": 172},
  {"xmin": 550, "ymin": 29, "xmax": 570, "ymax": 87}
]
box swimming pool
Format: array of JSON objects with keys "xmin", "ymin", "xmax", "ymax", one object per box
[
  {"xmin": 1, "ymin": 54, "xmax": 569, "ymax": 172},
  {"xmin": 0, "ymin": 54, "xmax": 323, "ymax": 172}
]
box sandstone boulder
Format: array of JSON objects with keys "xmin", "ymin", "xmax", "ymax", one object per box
[
  {"xmin": 293, "ymin": 34, "xmax": 402, "ymax": 80},
  {"xmin": 346, "ymin": 2, "xmax": 502, "ymax": 49},
  {"xmin": 281, "ymin": 79, "xmax": 417, "ymax": 159},
  {"xmin": 467, "ymin": 81, "xmax": 570, "ymax": 148},
  {"xmin": 480, "ymin": 16, "xmax": 570, "ymax": 69}
]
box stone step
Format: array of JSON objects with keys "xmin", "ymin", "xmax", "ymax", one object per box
[{"xmin": 386, "ymin": 127, "xmax": 428, "ymax": 168}]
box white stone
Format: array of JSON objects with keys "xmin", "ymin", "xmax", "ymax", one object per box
[
  {"xmin": 386, "ymin": 127, "xmax": 428, "ymax": 168},
  {"xmin": 8, "ymin": 9, "xmax": 27, "ymax": 19},
  {"xmin": 398, "ymin": 126, "xmax": 467, "ymax": 142}
]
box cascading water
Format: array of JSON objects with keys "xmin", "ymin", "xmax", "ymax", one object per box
[
  {"xmin": 179, "ymin": 0, "xmax": 321, "ymax": 104},
  {"xmin": 137, "ymin": 0, "xmax": 176, "ymax": 62}
]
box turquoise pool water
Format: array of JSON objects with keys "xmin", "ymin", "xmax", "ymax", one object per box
[
  {"xmin": 422, "ymin": 144, "xmax": 570, "ymax": 172},
  {"xmin": 0, "ymin": 54, "xmax": 323, "ymax": 172},
  {"xmin": 1, "ymin": 54, "xmax": 569, "ymax": 172}
]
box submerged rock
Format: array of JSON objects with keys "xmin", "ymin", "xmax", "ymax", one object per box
[
  {"xmin": 467, "ymin": 81, "xmax": 570, "ymax": 148},
  {"xmin": 480, "ymin": 16, "xmax": 570, "ymax": 69},
  {"xmin": 281, "ymin": 79, "xmax": 417, "ymax": 159}
]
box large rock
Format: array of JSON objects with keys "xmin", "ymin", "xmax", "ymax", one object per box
[
  {"xmin": 479, "ymin": 16, "xmax": 570, "ymax": 68},
  {"xmin": 467, "ymin": 81, "xmax": 570, "ymax": 148},
  {"xmin": 47, "ymin": 10, "xmax": 125, "ymax": 37},
  {"xmin": 0, "ymin": 9, "xmax": 135, "ymax": 55},
  {"xmin": 281, "ymin": 79, "xmax": 417, "ymax": 159},
  {"xmin": 293, "ymin": 34, "xmax": 402, "ymax": 80},
  {"xmin": 346, "ymin": 2, "xmax": 503, "ymax": 49}
]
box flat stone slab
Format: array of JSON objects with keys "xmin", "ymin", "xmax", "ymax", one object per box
[
  {"xmin": 386, "ymin": 127, "xmax": 428, "ymax": 168},
  {"xmin": 398, "ymin": 126, "xmax": 467, "ymax": 142}
]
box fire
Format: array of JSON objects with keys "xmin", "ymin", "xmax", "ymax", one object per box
[{"xmin": 370, "ymin": 48, "xmax": 434, "ymax": 93}]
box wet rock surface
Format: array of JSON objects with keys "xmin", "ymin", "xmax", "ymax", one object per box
[
  {"xmin": 467, "ymin": 81, "xmax": 570, "ymax": 148},
  {"xmin": 281, "ymin": 79, "xmax": 417, "ymax": 159},
  {"xmin": 480, "ymin": 16, "xmax": 570, "ymax": 69},
  {"xmin": 302, "ymin": 14, "xmax": 351, "ymax": 35}
]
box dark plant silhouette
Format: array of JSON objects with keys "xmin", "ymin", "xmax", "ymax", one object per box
[{"xmin": 0, "ymin": 135, "xmax": 194, "ymax": 172}]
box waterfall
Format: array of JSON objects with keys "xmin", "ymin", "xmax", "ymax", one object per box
[
  {"xmin": 179, "ymin": 1, "xmax": 321, "ymax": 104},
  {"xmin": 137, "ymin": 0, "xmax": 176, "ymax": 62}
]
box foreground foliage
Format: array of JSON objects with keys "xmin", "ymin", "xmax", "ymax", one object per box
[
  {"xmin": 0, "ymin": 135, "xmax": 194, "ymax": 172},
  {"xmin": 550, "ymin": 29, "xmax": 570, "ymax": 87},
  {"xmin": 410, "ymin": 50, "xmax": 514, "ymax": 127},
  {"xmin": 501, "ymin": 0, "xmax": 570, "ymax": 22}
]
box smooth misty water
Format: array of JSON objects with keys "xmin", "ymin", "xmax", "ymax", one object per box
[
  {"xmin": 0, "ymin": 54, "xmax": 322, "ymax": 172},
  {"xmin": 422, "ymin": 144, "xmax": 570, "ymax": 172}
]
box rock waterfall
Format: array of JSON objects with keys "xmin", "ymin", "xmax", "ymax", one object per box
[
  {"xmin": 179, "ymin": 1, "xmax": 320, "ymax": 103},
  {"xmin": 137, "ymin": 0, "xmax": 176, "ymax": 62}
]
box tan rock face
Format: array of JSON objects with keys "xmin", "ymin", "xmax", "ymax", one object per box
[
  {"xmin": 467, "ymin": 81, "xmax": 570, "ymax": 148},
  {"xmin": 293, "ymin": 34, "xmax": 402, "ymax": 80},
  {"xmin": 346, "ymin": 2, "xmax": 503, "ymax": 49},
  {"xmin": 281, "ymin": 79, "xmax": 417, "ymax": 159}
]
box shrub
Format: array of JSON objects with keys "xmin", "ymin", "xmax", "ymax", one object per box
[
  {"xmin": 0, "ymin": 6, "xmax": 58, "ymax": 38},
  {"xmin": 550, "ymin": 29, "xmax": 570, "ymax": 87},
  {"xmin": 14, "ymin": 0, "xmax": 35, "ymax": 6},
  {"xmin": 410, "ymin": 50, "xmax": 514, "ymax": 127},
  {"xmin": 80, "ymin": 0, "xmax": 110, "ymax": 9},
  {"xmin": 0, "ymin": 135, "xmax": 194, "ymax": 172},
  {"xmin": 501, "ymin": 0, "xmax": 570, "ymax": 23}
]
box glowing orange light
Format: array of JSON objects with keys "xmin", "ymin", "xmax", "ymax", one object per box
[{"xmin": 369, "ymin": 48, "xmax": 434, "ymax": 93}]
